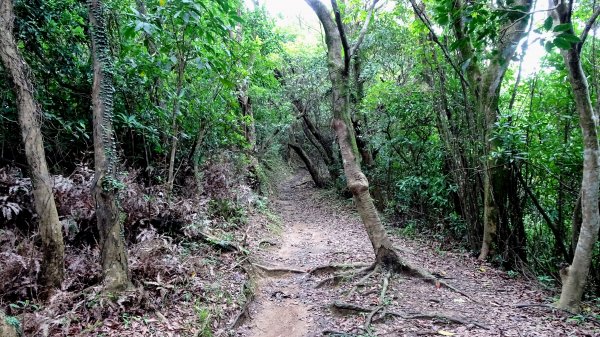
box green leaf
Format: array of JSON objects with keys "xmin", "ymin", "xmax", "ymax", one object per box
[
  {"xmin": 553, "ymin": 37, "xmax": 572, "ymax": 50},
  {"xmin": 544, "ymin": 40, "xmax": 555, "ymax": 52},
  {"xmin": 543, "ymin": 16, "xmax": 553, "ymax": 31},
  {"xmin": 436, "ymin": 14, "xmax": 449, "ymax": 25},
  {"xmin": 553, "ymin": 23, "xmax": 572, "ymax": 32},
  {"xmin": 557, "ymin": 32, "xmax": 581, "ymax": 43}
]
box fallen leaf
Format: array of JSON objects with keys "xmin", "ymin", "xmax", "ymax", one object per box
[{"xmin": 438, "ymin": 330, "xmax": 456, "ymax": 336}]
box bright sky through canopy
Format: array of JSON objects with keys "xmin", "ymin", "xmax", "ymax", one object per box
[{"xmin": 250, "ymin": 0, "xmax": 547, "ymax": 77}]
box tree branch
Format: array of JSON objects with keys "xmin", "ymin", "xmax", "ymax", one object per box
[
  {"xmin": 579, "ymin": 6, "xmax": 600, "ymax": 52},
  {"xmin": 331, "ymin": 0, "xmax": 351, "ymax": 72},
  {"xmin": 349, "ymin": 0, "xmax": 380, "ymax": 58},
  {"xmin": 409, "ymin": 0, "xmax": 471, "ymax": 89}
]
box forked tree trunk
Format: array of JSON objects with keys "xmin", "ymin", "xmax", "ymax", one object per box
[
  {"xmin": 89, "ymin": 0, "xmax": 130, "ymax": 291},
  {"xmin": 551, "ymin": 0, "xmax": 600, "ymax": 312},
  {"xmin": 0, "ymin": 0, "xmax": 64, "ymax": 296},
  {"xmin": 306, "ymin": 0, "xmax": 403, "ymax": 268}
]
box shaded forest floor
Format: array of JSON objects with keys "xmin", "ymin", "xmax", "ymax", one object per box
[{"xmin": 238, "ymin": 171, "xmax": 600, "ymax": 337}]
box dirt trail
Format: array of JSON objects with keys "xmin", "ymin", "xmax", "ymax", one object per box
[{"xmin": 237, "ymin": 171, "xmax": 599, "ymax": 336}]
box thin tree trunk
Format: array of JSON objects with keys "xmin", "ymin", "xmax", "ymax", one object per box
[
  {"xmin": 89, "ymin": 0, "xmax": 130, "ymax": 291},
  {"xmin": 553, "ymin": 0, "xmax": 600, "ymax": 312},
  {"xmin": 0, "ymin": 0, "xmax": 64, "ymax": 296},
  {"xmin": 289, "ymin": 143, "xmax": 325, "ymax": 188},
  {"xmin": 166, "ymin": 55, "xmax": 185, "ymax": 193}
]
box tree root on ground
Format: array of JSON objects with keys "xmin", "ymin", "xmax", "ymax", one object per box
[
  {"xmin": 252, "ymin": 263, "xmax": 307, "ymax": 277},
  {"xmin": 315, "ymin": 264, "xmax": 376, "ymax": 288},
  {"xmin": 314, "ymin": 258, "xmax": 476, "ymax": 303},
  {"xmin": 309, "ymin": 262, "xmax": 372, "ymax": 275},
  {"xmin": 330, "ymin": 301, "xmax": 490, "ymax": 331},
  {"xmin": 197, "ymin": 231, "xmax": 247, "ymax": 253},
  {"xmin": 230, "ymin": 277, "xmax": 255, "ymax": 330},
  {"xmin": 396, "ymin": 262, "xmax": 478, "ymax": 303}
]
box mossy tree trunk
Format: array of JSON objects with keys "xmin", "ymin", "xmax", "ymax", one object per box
[
  {"xmin": 89, "ymin": 0, "xmax": 130, "ymax": 291},
  {"xmin": 0, "ymin": 0, "xmax": 64, "ymax": 297}
]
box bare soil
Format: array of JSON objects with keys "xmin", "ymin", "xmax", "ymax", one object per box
[{"xmin": 237, "ymin": 171, "xmax": 600, "ymax": 337}]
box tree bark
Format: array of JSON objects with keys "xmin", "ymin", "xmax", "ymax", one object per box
[
  {"xmin": 89, "ymin": 0, "xmax": 130, "ymax": 291},
  {"xmin": 166, "ymin": 53, "xmax": 185, "ymax": 193},
  {"xmin": 0, "ymin": 0, "xmax": 64, "ymax": 297},
  {"xmin": 305, "ymin": 0, "xmax": 404, "ymax": 268},
  {"xmin": 552, "ymin": 0, "xmax": 600, "ymax": 312},
  {"xmin": 289, "ymin": 143, "xmax": 326, "ymax": 188},
  {"xmin": 449, "ymin": 0, "xmax": 533, "ymax": 261}
]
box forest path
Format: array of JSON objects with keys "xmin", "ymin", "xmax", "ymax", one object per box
[{"xmin": 236, "ymin": 171, "xmax": 598, "ymax": 336}]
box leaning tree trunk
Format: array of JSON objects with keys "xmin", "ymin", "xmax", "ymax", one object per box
[
  {"xmin": 552, "ymin": 0, "xmax": 600, "ymax": 312},
  {"xmin": 289, "ymin": 142, "xmax": 326, "ymax": 188},
  {"xmin": 306, "ymin": 0, "xmax": 404, "ymax": 268},
  {"xmin": 89, "ymin": 0, "xmax": 130, "ymax": 291},
  {"xmin": 0, "ymin": 0, "xmax": 64, "ymax": 296}
]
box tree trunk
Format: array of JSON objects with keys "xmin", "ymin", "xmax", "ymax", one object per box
[
  {"xmin": 0, "ymin": 0, "xmax": 64, "ymax": 296},
  {"xmin": 306, "ymin": 0, "xmax": 404, "ymax": 268},
  {"xmin": 289, "ymin": 143, "xmax": 326, "ymax": 188},
  {"xmin": 89, "ymin": 0, "xmax": 130, "ymax": 291},
  {"xmin": 166, "ymin": 55, "xmax": 185, "ymax": 193},
  {"xmin": 553, "ymin": 1, "xmax": 600, "ymax": 311}
]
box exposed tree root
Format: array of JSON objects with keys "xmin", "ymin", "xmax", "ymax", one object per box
[
  {"xmin": 230, "ymin": 278, "xmax": 254, "ymax": 330},
  {"xmin": 395, "ymin": 262, "xmax": 477, "ymax": 302},
  {"xmin": 315, "ymin": 264, "xmax": 376, "ymax": 288},
  {"xmin": 330, "ymin": 301, "xmax": 490, "ymax": 330},
  {"xmin": 198, "ymin": 231, "xmax": 247, "ymax": 253},
  {"xmin": 252, "ymin": 263, "xmax": 307, "ymax": 276},
  {"xmin": 322, "ymin": 330, "xmax": 356, "ymax": 336},
  {"xmin": 309, "ymin": 262, "xmax": 372, "ymax": 275},
  {"xmin": 345, "ymin": 265, "xmax": 381, "ymax": 299}
]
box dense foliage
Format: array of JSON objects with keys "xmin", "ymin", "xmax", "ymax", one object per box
[{"xmin": 1, "ymin": 0, "xmax": 600, "ymax": 333}]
